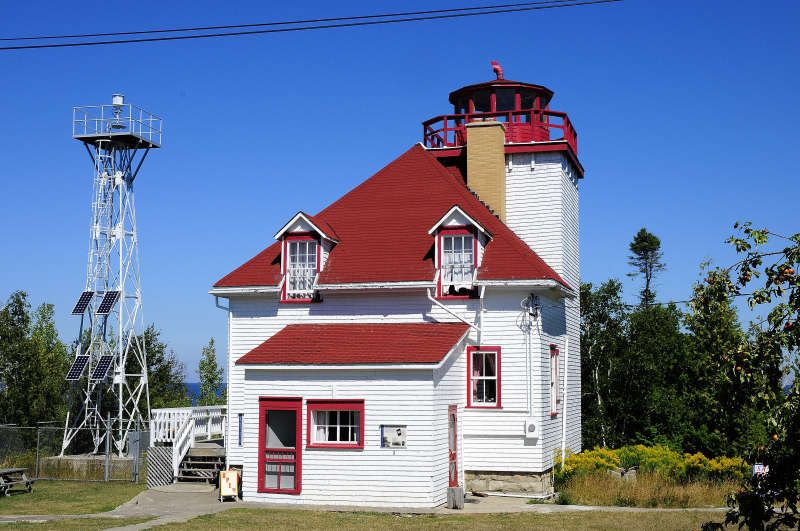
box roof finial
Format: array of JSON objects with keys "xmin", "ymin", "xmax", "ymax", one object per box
[{"xmin": 491, "ymin": 61, "xmax": 504, "ymax": 80}]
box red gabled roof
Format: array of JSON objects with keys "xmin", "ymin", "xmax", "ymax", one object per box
[
  {"xmin": 236, "ymin": 323, "xmax": 470, "ymax": 365},
  {"xmin": 215, "ymin": 144, "xmax": 568, "ymax": 288}
]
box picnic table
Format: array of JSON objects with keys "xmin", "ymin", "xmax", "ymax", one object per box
[{"xmin": 0, "ymin": 468, "xmax": 35, "ymax": 497}]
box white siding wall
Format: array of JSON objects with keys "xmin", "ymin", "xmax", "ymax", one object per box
[
  {"xmin": 240, "ymin": 369, "xmax": 444, "ymax": 507},
  {"xmin": 225, "ymin": 293, "xmax": 481, "ymax": 502},
  {"xmin": 433, "ymin": 337, "xmax": 466, "ymax": 498},
  {"xmin": 504, "ymin": 150, "xmax": 582, "ymax": 464}
]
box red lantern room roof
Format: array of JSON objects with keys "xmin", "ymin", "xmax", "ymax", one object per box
[{"xmin": 448, "ymin": 79, "xmax": 554, "ymax": 109}]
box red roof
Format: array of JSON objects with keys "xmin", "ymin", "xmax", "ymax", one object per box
[
  {"xmin": 215, "ymin": 144, "xmax": 568, "ymax": 288},
  {"xmin": 236, "ymin": 323, "xmax": 470, "ymax": 365}
]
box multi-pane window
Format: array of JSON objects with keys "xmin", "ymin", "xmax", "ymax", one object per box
[
  {"xmin": 550, "ymin": 346, "xmax": 559, "ymax": 415},
  {"xmin": 441, "ymin": 234, "xmax": 474, "ymax": 296},
  {"xmin": 286, "ymin": 240, "xmax": 317, "ymax": 300},
  {"xmin": 307, "ymin": 400, "xmax": 365, "ymax": 449},
  {"xmin": 313, "ymin": 411, "xmax": 360, "ymax": 445},
  {"xmin": 468, "ymin": 347, "xmax": 500, "ymax": 407}
]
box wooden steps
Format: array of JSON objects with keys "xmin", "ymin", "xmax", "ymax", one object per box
[{"xmin": 175, "ymin": 440, "xmax": 225, "ymax": 484}]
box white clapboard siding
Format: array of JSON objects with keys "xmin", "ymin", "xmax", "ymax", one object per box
[{"xmin": 239, "ymin": 369, "xmax": 444, "ymax": 507}]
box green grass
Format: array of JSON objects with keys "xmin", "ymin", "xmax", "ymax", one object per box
[
  {"xmin": 149, "ymin": 508, "xmax": 728, "ymax": 531},
  {"xmin": 0, "ymin": 517, "xmax": 154, "ymax": 530},
  {"xmin": 0, "ymin": 480, "xmax": 146, "ymax": 515}
]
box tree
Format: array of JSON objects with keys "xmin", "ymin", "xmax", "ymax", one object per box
[
  {"xmin": 627, "ymin": 228, "xmax": 667, "ymax": 308},
  {"xmin": 580, "ymin": 280, "xmax": 628, "ymax": 448},
  {"xmin": 580, "ymin": 281, "xmax": 689, "ymax": 451},
  {"xmin": 699, "ymin": 223, "xmax": 799, "ymax": 531},
  {"xmin": 134, "ymin": 324, "xmax": 191, "ymax": 410},
  {"xmin": 197, "ymin": 338, "xmax": 225, "ymax": 406},
  {"xmin": 0, "ymin": 291, "xmax": 71, "ymax": 426},
  {"xmin": 683, "ymin": 261, "xmax": 767, "ymax": 457}
]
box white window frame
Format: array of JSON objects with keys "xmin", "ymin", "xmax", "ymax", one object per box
[
  {"xmin": 310, "ymin": 410, "xmax": 361, "ymax": 446},
  {"xmin": 440, "ymin": 232, "xmax": 476, "ymax": 296},
  {"xmin": 285, "ymin": 238, "xmax": 318, "ymax": 300}
]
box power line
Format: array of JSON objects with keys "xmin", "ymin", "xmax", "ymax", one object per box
[
  {"xmin": 0, "ymin": 0, "xmax": 622, "ymax": 51},
  {"xmin": 0, "ymin": 0, "xmax": 595, "ymax": 42}
]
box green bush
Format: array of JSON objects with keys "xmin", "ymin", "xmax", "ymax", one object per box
[{"xmin": 556, "ymin": 445, "xmax": 748, "ymax": 485}]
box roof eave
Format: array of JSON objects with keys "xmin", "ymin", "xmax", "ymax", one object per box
[{"xmin": 474, "ymin": 279, "xmax": 575, "ymax": 298}]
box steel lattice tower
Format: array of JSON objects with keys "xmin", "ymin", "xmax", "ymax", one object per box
[{"xmin": 63, "ymin": 95, "xmax": 161, "ymax": 456}]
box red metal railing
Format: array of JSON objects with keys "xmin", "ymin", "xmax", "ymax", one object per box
[{"xmin": 422, "ymin": 109, "xmax": 577, "ymax": 154}]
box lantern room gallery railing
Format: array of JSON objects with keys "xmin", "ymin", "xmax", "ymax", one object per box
[{"xmin": 422, "ymin": 109, "xmax": 577, "ymax": 154}]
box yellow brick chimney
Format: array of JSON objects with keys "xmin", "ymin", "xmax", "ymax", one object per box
[{"xmin": 465, "ymin": 121, "xmax": 507, "ymax": 222}]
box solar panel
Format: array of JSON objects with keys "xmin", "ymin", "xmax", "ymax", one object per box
[
  {"xmin": 91, "ymin": 355, "xmax": 114, "ymax": 380},
  {"xmin": 66, "ymin": 355, "xmax": 90, "ymax": 380},
  {"xmin": 96, "ymin": 291, "xmax": 120, "ymax": 315},
  {"xmin": 71, "ymin": 291, "xmax": 94, "ymax": 315}
]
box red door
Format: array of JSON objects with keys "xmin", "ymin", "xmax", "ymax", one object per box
[
  {"xmin": 448, "ymin": 405, "xmax": 459, "ymax": 487},
  {"xmin": 258, "ymin": 397, "xmax": 302, "ymax": 494}
]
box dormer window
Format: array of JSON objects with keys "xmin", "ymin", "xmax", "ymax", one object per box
[
  {"xmin": 429, "ymin": 205, "xmax": 491, "ymax": 299},
  {"xmin": 274, "ymin": 212, "xmax": 338, "ymax": 303},
  {"xmin": 285, "ymin": 237, "xmax": 318, "ymax": 300}
]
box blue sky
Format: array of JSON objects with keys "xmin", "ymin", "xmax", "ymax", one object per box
[{"xmin": 1, "ymin": 0, "xmax": 798, "ymax": 376}]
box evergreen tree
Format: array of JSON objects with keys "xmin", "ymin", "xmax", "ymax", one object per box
[
  {"xmin": 139, "ymin": 325, "xmax": 192, "ymax": 410},
  {"xmin": 683, "ymin": 261, "xmax": 767, "ymax": 457},
  {"xmin": 627, "ymin": 228, "xmax": 667, "ymax": 307},
  {"xmin": 197, "ymin": 338, "xmax": 225, "ymax": 406},
  {"xmin": 118, "ymin": 324, "xmax": 191, "ymax": 411}
]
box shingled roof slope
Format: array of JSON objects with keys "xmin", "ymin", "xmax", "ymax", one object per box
[
  {"xmin": 236, "ymin": 323, "xmax": 470, "ymax": 365},
  {"xmin": 214, "ymin": 144, "xmax": 568, "ymax": 288}
]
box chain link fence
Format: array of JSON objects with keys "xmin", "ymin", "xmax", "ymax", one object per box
[{"xmin": 0, "ymin": 425, "xmax": 149, "ymax": 483}]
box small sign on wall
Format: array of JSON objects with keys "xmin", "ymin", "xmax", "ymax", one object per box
[{"xmin": 381, "ymin": 425, "xmax": 407, "ymax": 448}]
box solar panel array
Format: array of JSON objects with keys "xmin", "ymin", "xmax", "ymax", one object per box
[
  {"xmin": 66, "ymin": 355, "xmax": 90, "ymax": 380},
  {"xmin": 91, "ymin": 355, "xmax": 115, "ymax": 380},
  {"xmin": 71, "ymin": 291, "xmax": 94, "ymax": 315},
  {"xmin": 97, "ymin": 291, "xmax": 120, "ymax": 315}
]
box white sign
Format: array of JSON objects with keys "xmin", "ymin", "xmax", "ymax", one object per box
[
  {"xmin": 753, "ymin": 464, "xmax": 769, "ymax": 476},
  {"xmin": 220, "ymin": 470, "xmax": 239, "ymax": 497}
]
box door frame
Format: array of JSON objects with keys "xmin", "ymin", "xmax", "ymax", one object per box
[
  {"xmin": 448, "ymin": 404, "xmax": 459, "ymax": 488},
  {"xmin": 258, "ymin": 397, "xmax": 302, "ymax": 494}
]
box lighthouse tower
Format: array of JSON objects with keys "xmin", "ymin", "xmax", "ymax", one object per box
[{"xmin": 422, "ymin": 63, "xmax": 583, "ymax": 474}]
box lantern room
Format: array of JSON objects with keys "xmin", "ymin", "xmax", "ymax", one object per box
[{"xmin": 423, "ymin": 62, "xmax": 577, "ymax": 154}]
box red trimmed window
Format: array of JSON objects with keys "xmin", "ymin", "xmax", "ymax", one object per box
[
  {"xmin": 550, "ymin": 345, "xmax": 559, "ymax": 416},
  {"xmin": 282, "ymin": 234, "xmax": 319, "ymax": 302},
  {"xmin": 306, "ymin": 400, "xmax": 365, "ymax": 449},
  {"xmin": 258, "ymin": 397, "xmax": 302, "ymax": 494},
  {"xmin": 467, "ymin": 346, "xmax": 501, "ymax": 408},
  {"xmin": 438, "ymin": 227, "xmax": 477, "ymax": 298}
]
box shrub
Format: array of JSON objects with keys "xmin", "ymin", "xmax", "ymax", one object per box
[{"xmin": 557, "ymin": 446, "xmax": 748, "ymax": 485}]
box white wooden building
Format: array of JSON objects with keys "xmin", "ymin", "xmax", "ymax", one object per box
[{"xmin": 210, "ymin": 68, "xmax": 583, "ymax": 507}]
